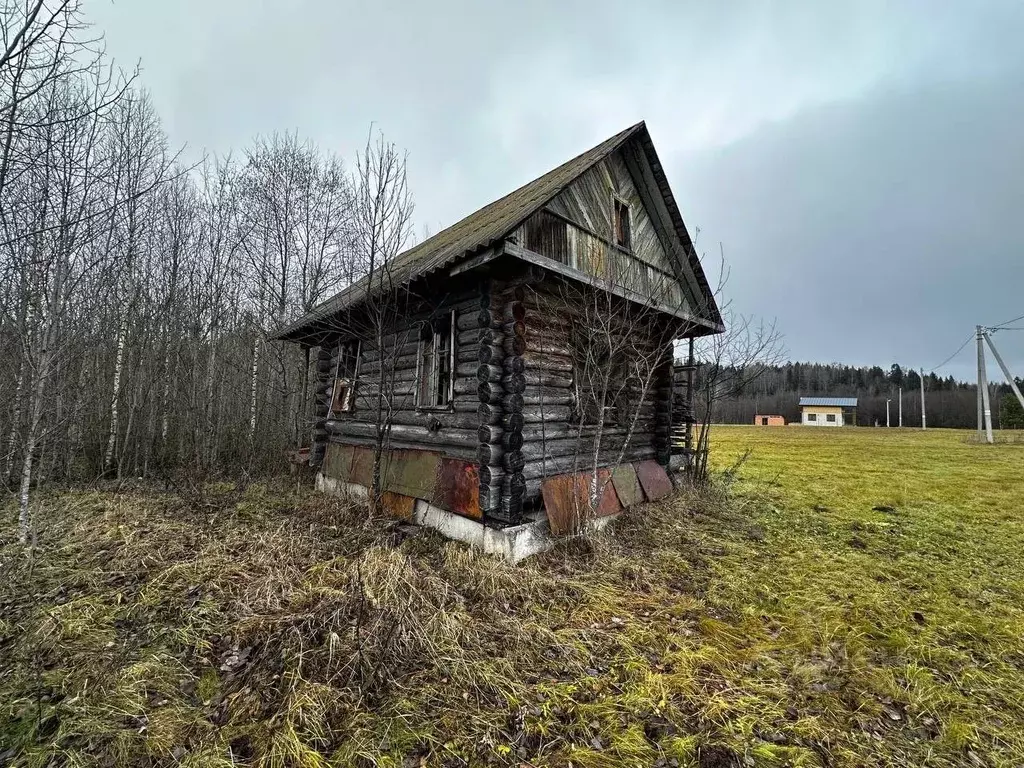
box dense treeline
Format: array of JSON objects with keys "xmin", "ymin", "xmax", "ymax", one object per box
[
  {"xmin": 706, "ymin": 361, "xmax": 1024, "ymax": 429},
  {"xmin": 0, "ymin": 2, "xmax": 407, "ymax": 542}
]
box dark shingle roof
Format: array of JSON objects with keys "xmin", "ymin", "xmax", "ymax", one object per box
[
  {"xmin": 273, "ymin": 121, "xmax": 722, "ymax": 342},
  {"xmin": 799, "ymin": 397, "xmax": 858, "ymax": 407}
]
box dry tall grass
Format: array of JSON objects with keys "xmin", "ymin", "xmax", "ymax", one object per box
[{"xmin": 3, "ymin": 427, "xmax": 1024, "ymax": 767}]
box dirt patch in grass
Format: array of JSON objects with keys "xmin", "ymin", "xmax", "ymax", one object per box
[{"xmin": 3, "ymin": 430, "xmax": 1024, "ymax": 767}]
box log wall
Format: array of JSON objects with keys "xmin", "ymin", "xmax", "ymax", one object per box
[
  {"xmin": 517, "ymin": 276, "xmax": 669, "ymax": 503},
  {"xmin": 315, "ymin": 289, "xmax": 483, "ymax": 463},
  {"xmin": 307, "ymin": 267, "xmax": 681, "ymax": 525}
]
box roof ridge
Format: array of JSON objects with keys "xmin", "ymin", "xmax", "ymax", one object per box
[
  {"xmin": 272, "ymin": 119, "xmax": 727, "ymax": 343},
  {"xmin": 389, "ymin": 121, "xmax": 646, "ymax": 267}
]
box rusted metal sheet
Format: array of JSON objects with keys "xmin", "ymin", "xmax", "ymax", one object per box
[
  {"xmin": 636, "ymin": 460, "xmax": 673, "ymax": 501},
  {"xmin": 379, "ymin": 491, "xmax": 415, "ymax": 521},
  {"xmin": 432, "ymin": 459, "xmax": 481, "ymax": 519},
  {"xmin": 385, "ymin": 448, "xmax": 442, "ymax": 500},
  {"xmin": 542, "ymin": 474, "xmax": 585, "ymax": 537},
  {"xmin": 611, "ymin": 463, "xmax": 644, "ymax": 508},
  {"xmin": 542, "ymin": 470, "xmax": 622, "ymax": 537}
]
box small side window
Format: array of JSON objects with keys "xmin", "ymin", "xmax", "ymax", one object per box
[
  {"xmin": 416, "ymin": 311, "xmax": 455, "ymax": 409},
  {"xmin": 826, "ymin": 414, "xmax": 836, "ymax": 423},
  {"xmin": 330, "ymin": 340, "xmax": 360, "ymax": 416},
  {"xmin": 613, "ymin": 197, "xmax": 631, "ymax": 251},
  {"xmin": 807, "ymin": 413, "xmax": 817, "ymax": 422}
]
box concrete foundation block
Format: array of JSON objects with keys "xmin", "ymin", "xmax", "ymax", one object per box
[{"xmin": 316, "ymin": 472, "xmax": 620, "ymax": 563}]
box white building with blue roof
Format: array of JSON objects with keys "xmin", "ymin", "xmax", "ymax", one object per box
[{"xmin": 799, "ymin": 397, "xmax": 858, "ymax": 427}]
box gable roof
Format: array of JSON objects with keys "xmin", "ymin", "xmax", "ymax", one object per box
[
  {"xmin": 273, "ymin": 121, "xmax": 722, "ymax": 343},
  {"xmin": 799, "ymin": 397, "xmax": 858, "ymax": 408}
]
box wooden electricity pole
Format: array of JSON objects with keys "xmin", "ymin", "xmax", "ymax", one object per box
[{"xmin": 976, "ymin": 325, "xmax": 994, "ymax": 443}]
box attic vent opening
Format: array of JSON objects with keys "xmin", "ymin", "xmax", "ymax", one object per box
[
  {"xmin": 613, "ymin": 198, "xmax": 631, "ymax": 251},
  {"xmin": 524, "ymin": 210, "xmax": 569, "ymax": 264}
]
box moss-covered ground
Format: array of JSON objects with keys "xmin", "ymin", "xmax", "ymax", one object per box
[{"xmin": 2, "ymin": 426, "xmax": 1023, "ymax": 766}]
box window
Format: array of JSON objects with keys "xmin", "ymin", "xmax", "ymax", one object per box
[
  {"xmin": 416, "ymin": 311, "xmax": 455, "ymax": 409},
  {"xmin": 826, "ymin": 414, "xmax": 836, "ymax": 423},
  {"xmin": 569, "ymin": 326, "xmax": 628, "ymax": 425},
  {"xmin": 807, "ymin": 413, "xmax": 817, "ymax": 422},
  {"xmin": 613, "ymin": 197, "xmax": 631, "ymax": 251},
  {"xmin": 330, "ymin": 340, "xmax": 360, "ymax": 416}
]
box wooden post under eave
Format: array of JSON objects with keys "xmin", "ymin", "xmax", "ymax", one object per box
[{"xmin": 685, "ymin": 338, "xmax": 695, "ymax": 457}]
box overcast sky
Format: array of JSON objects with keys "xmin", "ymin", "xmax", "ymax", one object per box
[{"xmin": 89, "ymin": 1, "xmax": 1024, "ymax": 381}]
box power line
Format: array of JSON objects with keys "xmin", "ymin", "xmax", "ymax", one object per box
[
  {"xmin": 991, "ymin": 312, "xmax": 1024, "ymax": 330},
  {"xmin": 928, "ymin": 333, "xmax": 974, "ymax": 372}
]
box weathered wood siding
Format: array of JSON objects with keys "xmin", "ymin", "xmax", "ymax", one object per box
[{"xmin": 509, "ymin": 149, "xmax": 688, "ymax": 311}]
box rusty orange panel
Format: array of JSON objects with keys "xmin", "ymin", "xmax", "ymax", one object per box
[
  {"xmin": 636, "ymin": 460, "xmax": 673, "ymax": 501},
  {"xmin": 433, "ymin": 459, "xmax": 481, "ymax": 519},
  {"xmin": 595, "ymin": 471, "xmax": 622, "ymax": 517},
  {"xmin": 542, "ymin": 469, "xmax": 621, "ymax": 537},
  {"xmin": 611, "ymin": 463, "xmax": 643, "ymax": 508},
  {"xmin": 379, "ymin": 491, "xmax": 415, "ymax": 521}
]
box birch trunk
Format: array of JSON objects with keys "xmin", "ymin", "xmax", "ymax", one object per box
[
  {"xmin": 103, "ymin": 325, "xmax": 126, "ymax": 472},
  {"xmin": 160, "ymin": 337, "xmax": 171, "ymax": 445},
  {"xmin": 4, "ymin": 357, "xmax": 26, "ymax": 483},
  {"xmin": 18, "ymin": 342, "xmax": 51, "ymax": 545},
  {"xmin": 205, "ymin": 334, "xmax": 219, "ymax": 469},
  {"xmin": 249, "ymin": 334, "xmax": 260, "ymax": 443}
]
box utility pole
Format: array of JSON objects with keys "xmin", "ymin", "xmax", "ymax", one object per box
[
  {"xmin": 886, "ymin": 399, "xmax": 891, "ymax": 427},
  {"xmin": 898, "ymin": 387, "xmax": 903, "ymax": 427},
  {"xmin": 920, "ymin": 368, "xmax": 927, "ymax": 430},
  {"xmin": 976, "ymin": 325, "xmax": 994, "ymax": 443},
  {"xmin": 982, "ymin": 329, "xmax": 1024, "ymax": 411}
]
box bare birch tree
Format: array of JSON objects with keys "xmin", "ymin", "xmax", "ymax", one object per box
[
  {"xmin": 349, "ymin": 129, "xmax": 413, "ymax": 509},
  {"xmin": 691, "ymin": 255, "xmax": 785, "ymax": 481}
]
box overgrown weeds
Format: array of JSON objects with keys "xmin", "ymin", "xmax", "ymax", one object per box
[{"xmin": 3, "ymin": 429, "xmax": 1024, "ymax": 766}]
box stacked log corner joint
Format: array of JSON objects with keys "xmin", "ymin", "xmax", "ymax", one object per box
[
  {"xmin": 476, "ymin": 281, "xmax": 527, "ymax": 526},
  {"xmin": 311, "ymin": 345, "xmax": 334, "ymax": 467},
  {"xmin": 654, "ymin": 341, "xmax": 674, "ymax": 469}
]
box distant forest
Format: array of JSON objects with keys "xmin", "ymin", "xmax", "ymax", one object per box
[{"xmin": 708, "ymin": 362, "xmax": 1023, "ymax": 429}]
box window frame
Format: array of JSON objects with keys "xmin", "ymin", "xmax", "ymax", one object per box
[
  {"xmin": 569, "ymin": 325, "xmax": 630, "ymax": 426},
  {"xmin": 612, "ymin": 195, "xmax": 632, "ymax": 252},
  {"xmin": 807, "ymin": 412, "xmax": 817, "ymax": 422},
  {"xmin": 415, "ymin": 310, "xmax": 457, "ymax": 411},
  {"xmin": 826, "ymin": 413, "xmax": 837, "ymax": 423},
  {"xmin": 329, "ymin": 340, "xmax": 360, "ymax": 417}
]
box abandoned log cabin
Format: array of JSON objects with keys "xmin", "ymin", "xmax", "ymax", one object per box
[{"xmin": 273, "ymin": 121, "xmax": 723, "ymax": 534}]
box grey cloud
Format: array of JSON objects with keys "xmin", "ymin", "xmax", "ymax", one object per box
[
  {"xmin": 89, "ymin": 0, "xmax": 1024, "ymax": 379},
  {"xmin": 678, "ymin": 73, "xmax": 1024, "ymax": 380}
]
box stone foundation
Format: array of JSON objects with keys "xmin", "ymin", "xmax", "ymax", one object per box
[{"xmin": 316, "ymin": 473, "xmax": 618, "ymax": 563}]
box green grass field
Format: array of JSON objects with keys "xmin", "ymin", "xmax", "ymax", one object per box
[
  {"xmin": 705, "ymin": 426, "xmax": 1024, "ymax": 766},
  {"xmin": 2, "ymin": 427, "xmax": 1023, "ymax": 767}
]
